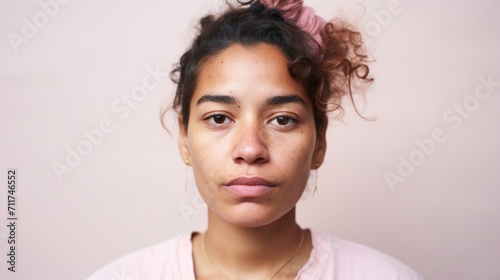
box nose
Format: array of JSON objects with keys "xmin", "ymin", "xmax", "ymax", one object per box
[{"xmin": 232, "ymin": 122, "xmax": 269, "ymax": 164}]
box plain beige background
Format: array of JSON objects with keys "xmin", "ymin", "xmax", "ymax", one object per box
[{"xmin": 1, "ymin": 0, "xmax": 499, "ymax": 279}]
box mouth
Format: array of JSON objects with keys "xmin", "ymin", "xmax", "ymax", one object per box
[{"xmin": 224, "ymin": 176, "xmax": 276, "ymax": 197}]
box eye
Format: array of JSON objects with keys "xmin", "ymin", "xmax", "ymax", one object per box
[
  {"xmin": 276, "ymin": 116, "xmax": 291, "ymax": 125},
  {"xmin": 205, "ymin": 114, "xmax": 232, "ymax": 125},
  {"xmin": 269, "ymin": 115, "xmax": 298, "ymax": 128}
]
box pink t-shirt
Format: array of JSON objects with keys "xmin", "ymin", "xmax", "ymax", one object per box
[{"xmin": 88, "ymin": 231, "xmax": 422, "ymax": 280}]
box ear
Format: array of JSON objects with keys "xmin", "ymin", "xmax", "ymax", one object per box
[
  {"xmin": 311, "ymin": 121, "xmax": 327, "ymax": 169},
  {"xmin": 178, "ymin": 117, "xmax": 191, "ymax": 165}
]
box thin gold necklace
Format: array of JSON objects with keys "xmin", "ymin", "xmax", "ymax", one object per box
[{"xmin": 201, "ymin": 229, "xmax": 305, "ymax": 280}]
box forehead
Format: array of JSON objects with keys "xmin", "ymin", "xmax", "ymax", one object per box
[
  {"xmin": 193, "ymin": 43, "xmax": 307, "ymax": 104},
  {"xmin": 202, "ymin": 43, "xmax": 289, "ymax": 72}
]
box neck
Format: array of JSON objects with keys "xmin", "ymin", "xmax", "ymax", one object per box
[{"xmin": 200, "ymin": 207, "xmax": 306, "ymax": 279}]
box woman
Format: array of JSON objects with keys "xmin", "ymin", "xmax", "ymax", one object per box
[{"xmin": 89, "ymin": 0, "xmax": 422, "ymax": 279}]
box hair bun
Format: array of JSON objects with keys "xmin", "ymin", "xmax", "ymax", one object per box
[{"xmin": 260, "ymin": 0, "xmax": 326, "ymax": 48}]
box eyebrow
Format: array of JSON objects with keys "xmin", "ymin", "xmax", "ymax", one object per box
[
  {"xmin": 196, "ymin": 95, "xmax": 237, "ymax": 106},
  {"xmin": 195, "ymin": 94, "xmax": 306, "ymax": 107},
  {"xmin": 266, "ymin": 95, "xmax": 306, "ymax": 107}
]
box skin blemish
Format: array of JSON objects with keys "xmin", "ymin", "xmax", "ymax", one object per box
[{"xmin": 183, "ymin": 43, "xmax": 322, "ymax": 229}]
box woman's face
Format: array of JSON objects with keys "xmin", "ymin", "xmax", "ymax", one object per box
[{"xmin": 179, "ymin": 43, "xmax": 326, "ymax": 228}]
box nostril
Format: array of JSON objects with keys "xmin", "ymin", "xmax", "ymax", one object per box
[
  {"xmin": 232, "ymin": 141, "xmax": 269, "ymax": 164},
  {"xmin": 234, "ymin": 155, "xmax": 267, "ymax": 164},
  {"xmin": 231, "ymin": 125, "xmax": 270, "ymax": 164}
]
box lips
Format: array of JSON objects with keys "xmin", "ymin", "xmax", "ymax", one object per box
[
  {"xmin": 224, "ymin": 177, "xmax": 276, "ymax": 197},
  {"xmin": 226, "ymin": 177, "xmax": 276, "ymax": 187}
]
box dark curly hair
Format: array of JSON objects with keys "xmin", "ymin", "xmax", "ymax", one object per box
[{"xmin": 164, "ymin": 0, "xmax": 372, "ymax": 134}]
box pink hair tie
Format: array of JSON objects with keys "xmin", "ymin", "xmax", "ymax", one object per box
[{"xmin": 260, "ymin": 0, "xmax": 327, "ymax": 49}]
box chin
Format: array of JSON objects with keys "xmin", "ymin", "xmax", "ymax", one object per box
[{"xmin": 217, "ymin": 202, "xmax": 293, "ymax": 228}]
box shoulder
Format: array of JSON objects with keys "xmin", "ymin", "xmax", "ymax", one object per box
[
  {"xmin": 86, "ymin": 233, "xmax": 193, "ymax": 280},
  {"xmin": 298, "ymin": 230, "xmax": 423, "ymax": 280}
]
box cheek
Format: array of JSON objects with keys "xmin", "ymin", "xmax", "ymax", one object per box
[
  {"xmin": 188, "ymin": 138, "xmax": 225, "ymax": 198},
  {"xmin": 279, "ymin": 128, "xmax": 316, "ymax": 162},
  {"xmin": 191, "ymin": 157, "xmax": 218, "ymax": 202},
  {"xmin": 274, "ymin": 135, "xmax": 316, "ymax": 179}
]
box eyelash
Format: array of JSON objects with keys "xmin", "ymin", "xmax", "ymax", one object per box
[
  {"xmin": 204, "ymin": 114, "xmax": 232, "ymax": 126},
  {"xmin": 268, "ymin": 114, "xmax": 298, "ymax": 129},
  {"xmin": 203, "ymin": 113, "xmax": 298, "ymax": 129}
]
